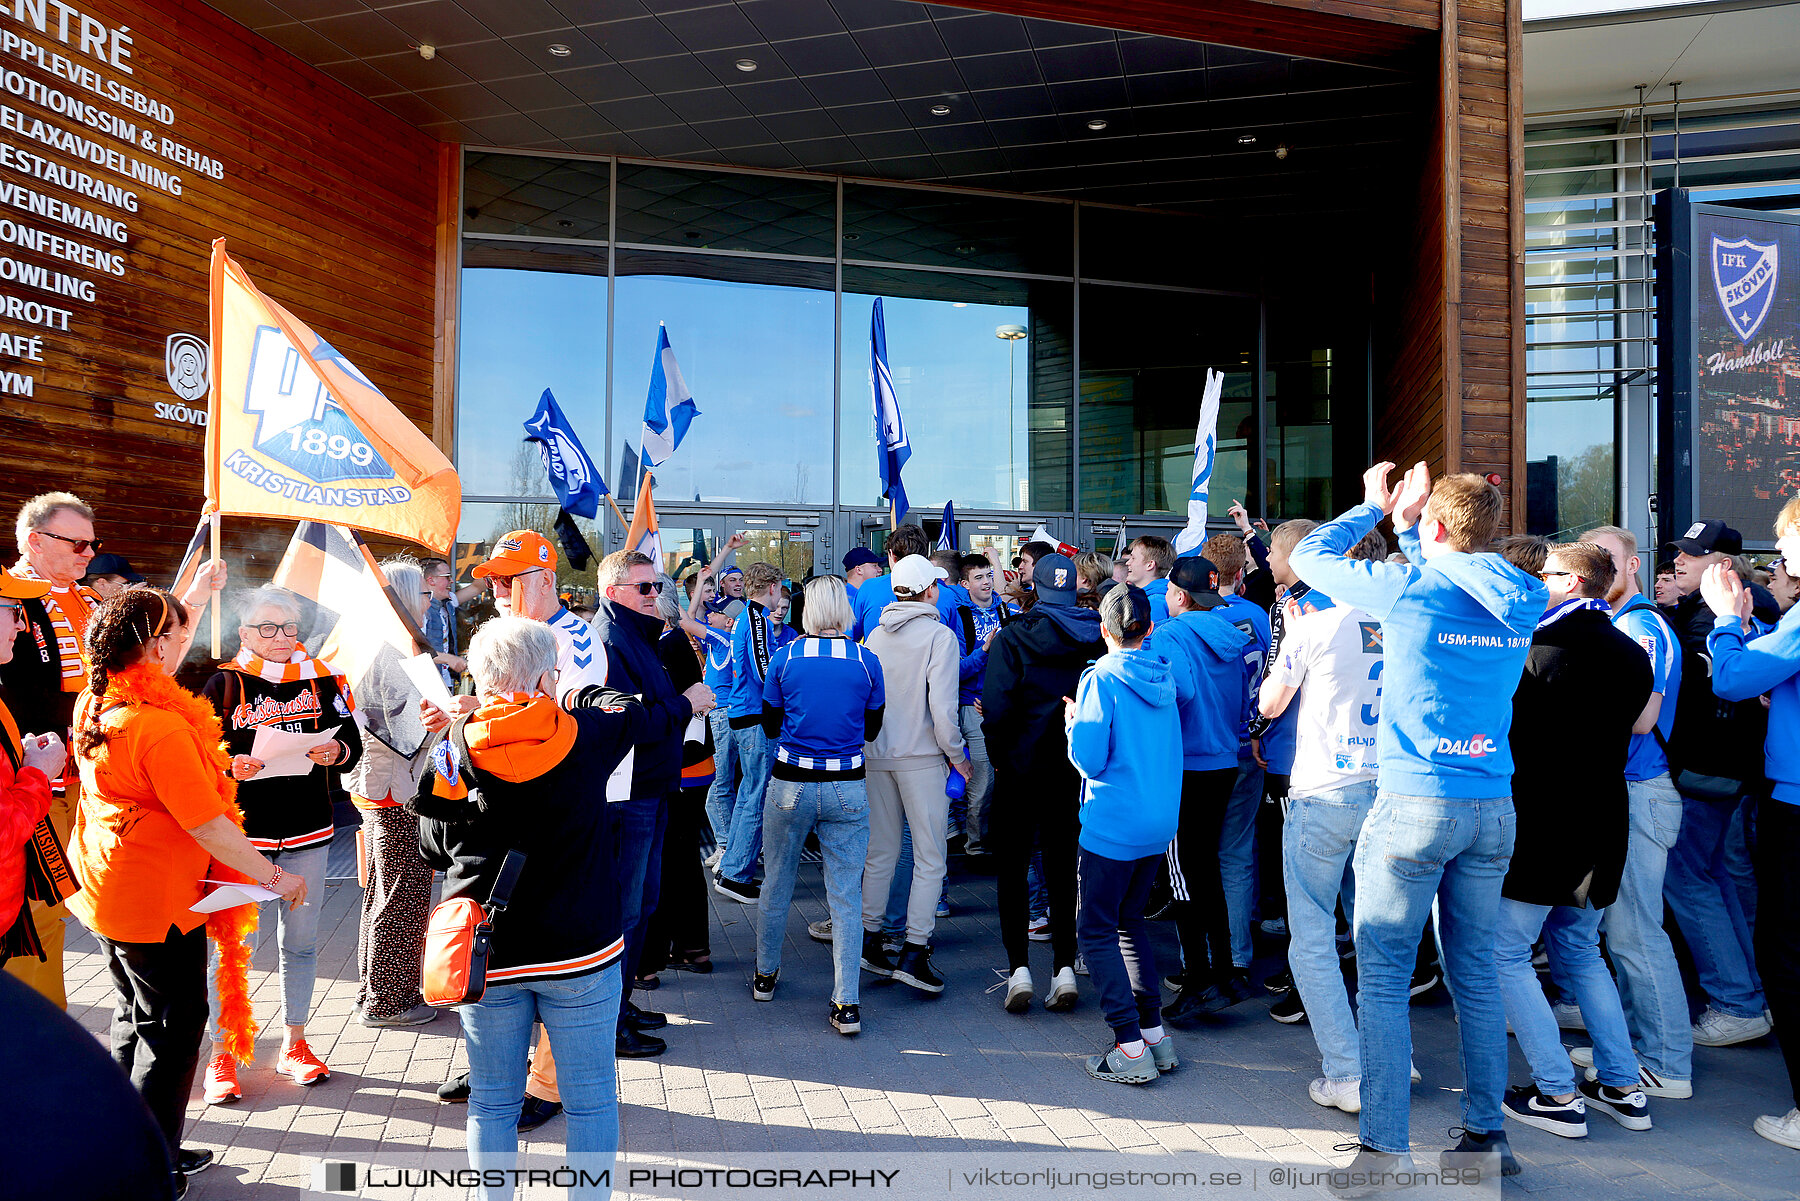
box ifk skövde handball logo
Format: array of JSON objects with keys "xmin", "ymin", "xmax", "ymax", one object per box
[{"xmin": 1712, "ymin": 234, "xmax": 1779, "ymax": 342}]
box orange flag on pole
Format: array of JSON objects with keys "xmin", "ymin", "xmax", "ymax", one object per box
[
  {"xmin": 204, "ymin": 240, "xmax": 460, "ymax": 552},
  {"xmin": 625, "ymin": 471, "xmax": 663, "ymax": 566}
]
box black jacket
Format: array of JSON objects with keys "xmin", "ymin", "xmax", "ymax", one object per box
[
  {"xmin": 658, "ymin": 627, "xmax": 714, "ymax": 773},
  {"xmin": 202, "ymin": 667, "xmax": 363, "ymax": 851},
  {"xmin": 980, "ymin": 602, "xmax": 1104, "ymax": 776},
  {"xmin": 589, "ymin": 600, "xmax": 692, "ymax": 799},
  {"xmin": 1665, "ymin": 587, "xmax": 1776, "ymax": 784},
  {"xmin": 416, "ymin": 686, "xmax": 647, "ymax": 985},
  {"xmin": 1505, "ymin": 607, "xmax": 1652, "ymax": 908},
  {"xmin": 1, "ymin": 589, "xmax": 96, "ymax": 737}
]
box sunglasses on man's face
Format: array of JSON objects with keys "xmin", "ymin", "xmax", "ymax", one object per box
[
  {"xmin": 490, "ymin": 569, "xmax": 545, "ymax": 592},
  {"xmin": 614, "ymin": 581, "xmax": 657, "ymax": 596},
  {"xmin": 0, "ymin": 603, "xmax": 22, "ymax": 618},
  {"xmin": 38, "ymin": 530, "xmax": 102, "ymax": 554}
]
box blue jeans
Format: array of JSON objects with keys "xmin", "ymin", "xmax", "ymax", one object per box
[
  {"xmin": 1601, "ymin": 775, "xmax": 1692, "ymax": 1081},
  {"xmin": 1283, "ymin": 780, "xmax": 1375, "ymax": 1083},
  {"xmin": 1498, "ymin": 899, "xmax": 1638, "ymax": 1097},
  {"xmin": 1353, "ymin": 792, "xmax": 1515, "ymax": 1155},
  {"xmin": 704, "ymin": 708, "xmax": 739, "ymax": 847},
  {"xmin": 1220, "ymin": 747, "xmax": 1264, "ymax": 968},
  {"xmin": 460, "ymin": 964, "xmax": 620, "ymax": 1201},
  {"xmin": 757, "ymin": 777, "xmax": 871, "ymax": 1005},
  {"xmin": 207, "ymin": 841, "xmax": 329, "ymax": 1040},
  {"xmin": 615, "ymin": 795, "xmax": 667, "ymax": 1012},
  {"xmin": 960, "ymin": 704, "xmax": 994, "ymax": 852},
  {"xmin": 719, "ymin": 725, "xmax": 771, "ymax": 884},
  {"xmin": 1666, "ymin": 791, "xmax": 1765, "ymax": 1016}
]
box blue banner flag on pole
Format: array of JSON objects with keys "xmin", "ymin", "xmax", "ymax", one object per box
[
  {"xmin": 641, "ymin": 325, "xmax": 700, "ymax": 471},
  {"xmin": 1174, "ymin": 368, "xmax": 1224, "ymax": 556},
  {"xmin": 522, "ymin": 388, "xmax": 605, "ymax": 519},
  {"xmin": 870, "ymin": 298, "xmax": 910, "ymax": 525},
  {"xmin": 936, "ymin": 500, "xmax": 957, "ymax": 552}
]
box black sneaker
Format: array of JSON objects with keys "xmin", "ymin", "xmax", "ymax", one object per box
[
  {"xmin": 1264, "ymin": 969, "xmax": 1294, "ymax": 994},
  {"xmin": 892, "ymin": 942, "xmax": 945, "ymax": 994},
  {"xmin": 713, "ymin": 874, "xmax": 760, "ymax": 904},
  {"xmin": 1326, "ymin": 1145, "xmax": 1413, "ymax": 1199},
  {"xmin": 752, "ymin": 969, "xmax": 779, "ymax": 1001},
  {"xmin": 517, "ymin": 1096, "xmax": 563, "ymax": 1132},
  {"xmin": 1163, "ymin": 984, "xmax": 1229, "ymax": 1024},
  {"xmin": 1221, "ymin": 971, "xmax": 1255, "ymax": 1004},
  {"xmin": 1578, "ymin": 1078, "xmax": 1652, "ymax": 1130},
  {"xmin": 623, "ymin": 1000, "xmax": 666, "ymax": 1029},
  {"xmin": 1409, "ymin": 965, "xmax": 1442, "ymax": 1000},
  {"xmin": 861, "ymin": 930, "xmax": 897, "ymax": 977},
  {"xmin": 1503, "ymin": 1084, "xmax": 1587, "ymax": 1138},
  {"xmin": 438, "ymin": 1072, "xmax": 471, "ymax": 1103},
  {"xmin": 615, "ymin": 1026, "xmax": 667, "ymax": 1058},
  {"xmin": 830, "ymin": 1002, "xmax": 861, "ymax": 1035},
  {"xmin": 172, "ymin": 1172, "xmax": 187, "ymax": 1200},
  {"xmin": 177, "ymin": 1149, "xmax": 214, "ymax": 1176},
  {"xmin": 1270, "ymin": 992, "xmax": 1307, "ymax": 1024},
  {"xmin": 1441, "ymin": 1126, "xmax": 1521, "ymax": 1176}
]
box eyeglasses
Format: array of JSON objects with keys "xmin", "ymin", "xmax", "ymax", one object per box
[
  {"xmin": 611, "ymin": 581, "xmax": 657, "ymax": 596},
  {"xmin": 0, "ymin": 603, "xmax": 21, "ymax": 617},
  {"xmin": 246, "ymin": 621, "xmax": 300, "ymax": 638},
  {"xmin": 37, "ymin": 530, "xmax": 102, "ymax": 554},
  {"xmin": 1540, "ymin": 570, "xmax": 1575, "ymax": 580},
  {"xmin": 489, "ymin": 569, "xmax": 545, "ymax": 592}
]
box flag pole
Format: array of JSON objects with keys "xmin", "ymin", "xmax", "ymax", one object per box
[
  {"xmin": 606, "ymin": 495, "xmax": 631, "ymax": 534},
  {"xmin": 208, "ymin": 511, "xmax": 221, "ymax": 656}
]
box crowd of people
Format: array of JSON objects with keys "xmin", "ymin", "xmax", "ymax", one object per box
[{"xmin": 2, "ymin": 462, "xmax": 1800, "ymax": 1199}]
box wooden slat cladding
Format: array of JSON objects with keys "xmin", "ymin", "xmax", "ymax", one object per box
[{"xmin": 0, "ymin": 0, "xmax": 442, "ymax": 580}]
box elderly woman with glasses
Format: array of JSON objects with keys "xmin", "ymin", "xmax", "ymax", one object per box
[{"xmin": 197, "ymin": 585, "xmax": 362, "ymax": 1105}]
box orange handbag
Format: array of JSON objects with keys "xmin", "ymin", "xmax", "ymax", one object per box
[{"xmin": 422, "ymin": 848, "xmax": 525, "ymax": 1007}]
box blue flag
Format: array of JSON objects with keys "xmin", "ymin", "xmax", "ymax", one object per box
[
  {"xmin": 870, "ymin": 298, "xmax": 910, "ymax": 524},
  {"xmin": 935, "ymin": 500, "xmax": 957, "ymax": 552},
  {"xmin": 523, "ymin": 388, "xmax": 606, "ymax": 519},
  {"xmin": 641, "ymin": 325, "xmax": 700, "ymax": 470}
]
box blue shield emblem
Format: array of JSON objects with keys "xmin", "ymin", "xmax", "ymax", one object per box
[{"xmin": 1712, "ymin": 235, "xmax": 1779, "ymax": 342}]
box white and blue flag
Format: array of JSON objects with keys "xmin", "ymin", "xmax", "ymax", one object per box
[
  {"xmin": 1174, "ymin": 368, "xmax": 1224, "ymax": 556},
  {"xmin": 522, "ymin": 388, "xmax": 605, "ymax": 519},
  {"xmin": 936, "ymin": 500, "xmax": 957, "ymax": 552},
  {"xmin": 640, "ymin": 325, "xmax": 700, "ymax": 471},
  {"xmin": 870, "ymin": 298, "xmax": 910, "ymax": 524}
]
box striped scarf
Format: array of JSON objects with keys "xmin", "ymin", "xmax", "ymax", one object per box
[{"xmin": 231, "ymin": 644, "xmax": 337, "ymax": 684}]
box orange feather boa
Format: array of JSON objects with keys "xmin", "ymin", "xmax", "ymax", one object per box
[{"xmin": 99, "ymin": 664, "xmax": 260, "ymax": 1062}]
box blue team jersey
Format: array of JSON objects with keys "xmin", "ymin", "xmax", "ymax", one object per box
[
  {"xmin": 1614, "ymin": 596, "xmax": 1681, "ymax": 781},
  {"xmin": 763, "ymin": 636, "xmax": 887, "ymax": 770}
]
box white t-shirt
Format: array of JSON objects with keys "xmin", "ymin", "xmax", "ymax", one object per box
[{"xmin": 1263, "ymin": 604, "xmax": 1383, "ymax": 795}]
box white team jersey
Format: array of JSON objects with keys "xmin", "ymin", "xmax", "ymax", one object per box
[
  {"xmin": 547, "ymin": 606, "xmax": 609, "ymax": 700},
  {"xmin": 1264, "ymin": 604, "xmax": 1383, "ymax": 795}
]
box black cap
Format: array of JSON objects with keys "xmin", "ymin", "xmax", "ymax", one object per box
[
  {"xmin": 83, "ymin": 553, "xmax": 144, "ymax": 583},
  {"xmin": 1101, "ymin": 583, "xmax": 1153, "ymax": 642},
  {"xmin": 842, "ymin": 547, "xmax": 881, "ymax": 572},
  {"xmin": 1033, "ymin": 553, "xmax": 1078, "ymax": 604},
  {"xmin": 1666, "ymin": 520, "xmax": 1743, "ymax": 558},
  {"xmin": 1168, "ymin": 556, "xmax": 1219, "ymax": 598}
]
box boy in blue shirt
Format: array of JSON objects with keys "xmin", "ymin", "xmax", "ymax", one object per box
[
  {"xmin": 1067, "ymin": 584, "xmax": 1183, "ymax": 1085},
  {"xmin": 1291, "ymin": 462, "xmax": 1545, "ymax": 1188},
  {"xmin": 714, "ymin": 562, "xmax": 795, "ymax": 903},
  {"xmin": 947, "ymin": 552, "xmax": 1017, "ymax": 857}
]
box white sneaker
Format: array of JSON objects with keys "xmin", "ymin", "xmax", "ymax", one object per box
[
  {"xmin": 1567, "ymin": 1046, "xmax": 1692, "ymax": 1099},
  {"xmin": 1027, "ymin": 917, "xmax": 1051, "ymax": 942},
  {"xmin": 1692, "ymin": 1006, "xmax": 1773, "ymax": 1047},
  {"xmin": 703, "ymin": 846, "xmax": 724, "ymax": 871},
  {"xmin": 1003, "ymin": 967, "xmax": 1034, "ymax": 1014},
  {"xmin": 1073, "ymin": 954, "xmax": 1088, "ymax": 976},
  {"xmin": 1410, "ymin": 1060, "xmax": 1422, "ymax": 1084},
  {"xmin": 808, "ymin": 918, "xmax": 833, "ymax": 943},
  {"xmin": 1753, "ymin": 1107, "xmax": 1800, "ymax": 1151},
  {"xmin": 1045, "ymin": 966, "xmax": 1078, "ymax": 1012},
  {"xmin": 1551, "ymin": 1001, "xmax": 1586, "ymax": 1031},
  {"xmin": 1309, "ymin": 1076, "xmax": 1361, "ymax": 1113}
]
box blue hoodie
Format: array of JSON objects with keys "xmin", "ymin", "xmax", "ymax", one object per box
[
  {"xmin": 1146, "ymin": 609, "xmax": 1250, "ymax": 771},
  {"xmin": 1144, "ymin": 577, "xmax": 1171, "ymax": 623},
  {"xmin": 727, "ymin": 602, "xmax": 796, "ymax": 720},
  {"xmin": 1708, "ymin": 606, "xmax": 1800, "ymax": 806},
  {"xmin": 1066, "ymin": 645, "xmax": 1183, "ymax": 860},
  {"xmin": 1290, "ymin": 502, "xmax": 1546, "ymax": 798}
]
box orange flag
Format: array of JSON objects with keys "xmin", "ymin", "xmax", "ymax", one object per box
[
  {"xmin": 204, "ymin": 240, "xmax": 460, "ymax": 552},
  {"xmin": 625, "ymin": 470, "xmax": 663, "ymax": 566}
]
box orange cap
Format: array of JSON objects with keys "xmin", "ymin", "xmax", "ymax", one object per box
[
  {"xmin": 0, "ymin": 572, "xmax": 51, "ymax": 600},
  {"xmin": 472, "ymin": 530, "xmax": 557, "ymax": 579}
]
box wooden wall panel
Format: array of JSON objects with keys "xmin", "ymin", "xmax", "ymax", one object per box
[{"xmin": 0, "ymin": 0, "xmax": 442, "ymax": 581}]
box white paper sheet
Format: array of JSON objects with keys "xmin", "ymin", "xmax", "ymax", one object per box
[
  {"xmin": 401, "ymin": 651, "xmax": 457, "ymax": 713},
  {"xmin": 191, "ymin": 880, "xmax": 281, "ymax": 913},
  {"xmin": 249, "ymin": 723, "xmax": 343, "ymax": 779}
]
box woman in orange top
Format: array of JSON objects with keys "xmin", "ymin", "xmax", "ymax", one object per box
[{"xmin": 68, "ymin": 589, "xmax": 306, "ymax": 1196}]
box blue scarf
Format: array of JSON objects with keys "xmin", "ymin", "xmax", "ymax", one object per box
[{"xmin": 1536, "ymin": 596, "xmax": 1611, "ymax": 630}]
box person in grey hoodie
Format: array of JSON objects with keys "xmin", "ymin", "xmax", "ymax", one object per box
[{"xmin": 860, "ymin": 554, "xmax": 972, "ymax": 994}]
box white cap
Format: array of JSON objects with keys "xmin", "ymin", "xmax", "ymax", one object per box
[{"xmin": 891, "ymin": 554, "xmax": 948, "ymax": 597}]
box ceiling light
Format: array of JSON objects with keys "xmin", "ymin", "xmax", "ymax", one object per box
[
  {"xmin": 417, "ymin": 43, "xmax": 435, "ymax": 60},
  {"xmin": 1236, "ymin": 134, "xmax": 1256, "ymax": 145},
  {"xmin": 1086, "ymin": 118, "xmax": 1108, "ymax": 131},
  {"xmin": 955, "ymin": 244, "xmax": 975, "ymax": 255},
  {"xmin": 930, "ymin": 104, "xmax": 951, "ymax": 117},
  {"xmin": 735, "ymin": 58, "xmax": 758, "ymax": 73},
  {"xmin": 952, "ymin": 302, "xmax": 967, "ymax": 308},
  {"xmin": 547, "ymin": 43, "xmax": 572, "ymax": 57},
  {"xmin": 842, "ymin": 232, "xmax": 860, "ymax": 242},
  {"xmin": 1275, "ymin": 144, "xmax": 1289, "ymax": 160},
  {"xmin": 557, "ymin": 219, "xmax": 573, "ymax": 228}
]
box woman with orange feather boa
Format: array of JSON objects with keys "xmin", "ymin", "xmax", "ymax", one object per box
[{"xmin": 66, "ymin": 588, "xmax": 307, "ymax": 1199}]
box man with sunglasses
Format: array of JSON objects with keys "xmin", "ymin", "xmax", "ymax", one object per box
[{"xmin": 4, "ymin": 492, "xmax": 224, "ymax": 1007}]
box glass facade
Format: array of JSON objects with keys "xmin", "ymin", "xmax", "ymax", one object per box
[{"xmin": 454, "ymin": 149, "xmax": 1371, "ymax": 553}]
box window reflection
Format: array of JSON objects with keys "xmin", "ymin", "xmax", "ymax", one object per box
[
  {"xmin": 463, "ymin": 153, "xmax": 610, "ymax": 242},
  {"xmin": 615, "ymin": 164, "xmax": 835, "ymax": 258},
  {"xmin": 842, "ymin": 183, "xmax": 1072, "ymax": 276},
  {"xmin": 838, "ymin": 268, "xmax": 1072, "ymax": 513},
  {"xmin": 613, "ymin": 260, "xmax": 833, "ymax": 506},
  {"xmin": 1080, "ymin": 286, "xmax": 1258, "ymax": 516}
]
